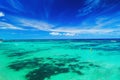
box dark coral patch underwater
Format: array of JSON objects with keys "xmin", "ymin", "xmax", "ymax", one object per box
[
  {"xmin": 8, "ymin": 55, "xmax": 101, "ymax": 80},
  {"xmin": 26, "ymin": 64, "xmax": 69, "ymax": 80}
]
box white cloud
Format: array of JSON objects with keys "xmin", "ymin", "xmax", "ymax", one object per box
[
  {"xmin": 49, "ymin": 32, "xmax": 76, "ymax": 36},
  {"xmin": 49, "ymin": 32, "xmax": 62, "ymax": 36},
  {"xmin": 0, "ymin": 12, "xmax": 5, "ymax": 17},
  {"xmin": 0, "ymin": 22, "xmax": 24, "ymax": 30},
  {"xmin": 63, "ymin": 33, "xmax": 76, "ymax": 36}
]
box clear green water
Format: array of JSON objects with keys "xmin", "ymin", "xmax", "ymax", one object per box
[{"xmin": 0, "ymin": 39, "xmax": 120, "ymax": 80}]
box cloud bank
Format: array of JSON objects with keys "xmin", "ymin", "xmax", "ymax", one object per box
[{"xmin": 1, "ymin": 15, "xmax": 119, "ymax": 37}]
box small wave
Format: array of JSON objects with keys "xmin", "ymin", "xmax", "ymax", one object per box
[{"xmin": 110, "ymin": 40, "xmax": 117, "ymax": 42}]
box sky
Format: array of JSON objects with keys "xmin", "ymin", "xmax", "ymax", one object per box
[{"xmin": 0, "ymin": 0, "xmax": 120, "ymax": 39}]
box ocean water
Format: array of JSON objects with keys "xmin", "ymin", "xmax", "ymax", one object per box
[{"xmin": 0, "ymin": 39, "xmax": 120, "ymax": 80}]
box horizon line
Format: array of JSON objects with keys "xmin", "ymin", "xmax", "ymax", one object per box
[{"xmin": 2, "ymin": 38, "xmax": 120, "ymax": 41}]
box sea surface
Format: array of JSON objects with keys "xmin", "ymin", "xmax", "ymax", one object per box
[{"xmin": 0, "ymin": 39, "xmax": 120, "ymax": 80}]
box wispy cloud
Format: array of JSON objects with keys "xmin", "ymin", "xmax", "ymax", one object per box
[
  {"xmin": 0, "ymin": 21, "xmax": 24, "ymax": 30},
  {"xmin": 0, "ymin": 0, "xmax": 24, "ymax": 13},
  {"xmin": 50, "ymin": 27, "xmax": 114, "ymax": 34},
  {"xmin": 77, "ymin": 0, "xmax": 100, "ymax": 16},
  {"xmin": 8, "ymin": 0, "xmax": 24, "ymax": 11},
  {"xmin": 94, "ymin": 17, "xmax": 119, "ymax": 29},
  {"xmin": 18, "ymin": 19, "xmax": 54, "ymax": 31}
]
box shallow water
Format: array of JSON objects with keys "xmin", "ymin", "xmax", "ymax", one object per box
[{"xmin": 0, "ymin": 39, "xmax": 120, "ymax": 80}]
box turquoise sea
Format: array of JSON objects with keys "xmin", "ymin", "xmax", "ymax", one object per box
[{"xmin": 0, "ymin": 39, "xmax": 120, "ymax": 80}]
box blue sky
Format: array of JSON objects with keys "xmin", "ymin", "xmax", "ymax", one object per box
[{"xmin": 0, "ymin": 0, "xmax": 120, "ymax": 39}]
